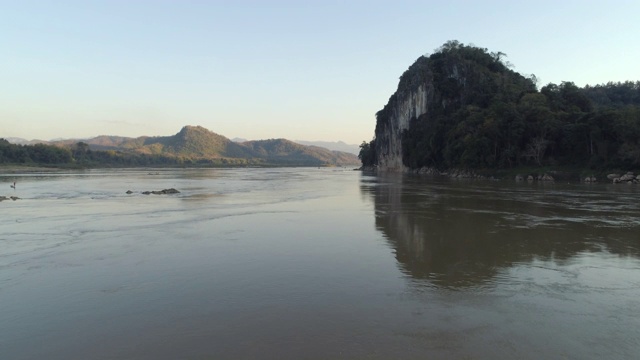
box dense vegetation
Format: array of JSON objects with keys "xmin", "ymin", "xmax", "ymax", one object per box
[
  {"xmin": 0, "ymin": 139, "xmax": 235, "ymax": 167},
  {"xmin": 0, "ymin": 139, "xmax": 74, "ymax": 165},
  {"xmin": 244, "ymin": 139, "xmax": 357, "ymax": 166},
  {"xmin": 360, "ymin": 41, "xmax": 640, "ymax": 171},
  {"xmin": 2, "ymin": 126, "xmax": 359, "ymax": 167}
]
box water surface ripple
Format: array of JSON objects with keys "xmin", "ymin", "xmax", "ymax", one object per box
[{"xmin": 1, "ymin": 168, "xmax": 639, "ymax": 359}]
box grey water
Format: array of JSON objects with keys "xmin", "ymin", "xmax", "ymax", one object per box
[{"xmin": 1, "ymin": 168, "xmax": 639, "ymax": 359}]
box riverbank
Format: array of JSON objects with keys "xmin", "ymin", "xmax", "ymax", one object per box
[
  {"xmin": 359, "ymin": 165, "xmax": 640, "ymax": 184},
  {"xmin": 0, "ymin": 165, "xmax": 71, "ymax": 173}
]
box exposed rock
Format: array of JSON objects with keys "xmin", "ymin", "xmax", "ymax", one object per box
[
  {"xmin": 126, "ymin": 190, "xmax": 133, "ymax": 194},
  {"xmin": 515, "ymin": 174, "xmax": 524, "ymax": 182},
  {"xmin": 0, "ymin": 196, "xmax": 20, "ymax": 202},
  {"xmin": 375, "ymin": 84, "xmax": 430, "ymax": 171},
  {"xmin": 619, "ymin": 174, "xmax": 635, "ymax": 182},
  {"xmin": 527, "ymin": 175, "xmax": 534, "ymax": 182},
  {"xmin": 416, "ymin": 167, "xmax": 440, "ymax": 175},
  {"xmin": 158, "ymin": 188, "xmax": 180, "ymax": 194},
  {"xmin": 141, "ymin": 188, "xmax": 180, "ymax": 195},
  {"xmin": 412, "ymin": 167, "xmax": 490, "ymax": 180},
  {"xmin": 448, "ymin": 169, "xmax": 475, "ymax": 179},
  {"xmin": 609, "ymin": 171, "xmax": 640, "ymax": 184},
  {"xmin": 584, "ymin": 176, "xmax": 597, "ymax": 183},
  {"xmin": 540, "ymin": 174, "xmax": 555, "ymax": 182}
]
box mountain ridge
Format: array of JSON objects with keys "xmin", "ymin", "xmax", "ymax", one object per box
[{"xmin": 43, "ymin": 125, "xmax": 359, "ymax": 166}]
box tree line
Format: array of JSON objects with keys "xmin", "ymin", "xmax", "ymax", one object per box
[{"xmin": 0, "ymin": 140, "xmax": 260, "ymax": 167}]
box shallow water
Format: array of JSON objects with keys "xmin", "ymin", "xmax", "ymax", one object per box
[{"xmin": 1, "ymin": 168, "xmax": 639, "ymax": 359}]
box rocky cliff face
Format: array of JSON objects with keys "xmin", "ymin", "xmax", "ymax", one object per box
[
  {"xmin": 369, "ymin": 41, "xmax": 536, "ymax": 172},
  {"xmin": 375, "ymin": 84, "xmax": 432, "ymax": 171}
]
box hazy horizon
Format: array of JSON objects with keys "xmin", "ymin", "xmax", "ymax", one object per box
[
  {"xmin": 2, "ymin": 0, "xmax": 639, "ymax": 143},
  {"xmin": 3, "ymin": 126, "xmax": 361, "ymax": 146}
]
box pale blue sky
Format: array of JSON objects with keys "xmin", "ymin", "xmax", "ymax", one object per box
[{"xmin": 2, "ymin": 0, "xmax": 639, "ymax": 143}]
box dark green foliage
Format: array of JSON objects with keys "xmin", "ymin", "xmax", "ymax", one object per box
[
  {"xmin": 582, "ymin": 81, "xmax": 640, "ymax": 108},
  {"xmin": 366, "ymin": 41, "xmax": 640, "ymax": 170},
  {"xmin": 358, "ymin": 140, "xmax": 377, "ymax": 166},
  {"xmin": 389, "ymin": 41, "xmax": 537, "ymax": 169},
  {"xmin": 0, "ymin": 140, "xmax": 72, "ymax": 165}
]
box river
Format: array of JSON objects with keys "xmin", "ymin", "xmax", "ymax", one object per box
[{"xmin": 1, "ymin": 168, "xmax": 639, "ymax": 359}]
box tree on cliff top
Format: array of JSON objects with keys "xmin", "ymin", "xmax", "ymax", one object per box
[{"xmin": 364, "ymin": 40, "xmax": 640, "ymax": 170}]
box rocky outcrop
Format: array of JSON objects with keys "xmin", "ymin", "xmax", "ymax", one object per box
[
  {"xmin": 375, "ymin": 84, "xmax": 431, "ymax": 171},
  {"xmin": 143, "ymin": 188, "xmax": 180, "ymax": 195},
  {"xmin": 126, "ymin": 188, "xmax": 180, "ymax": 195},
  {"xmin": 515, "ymin": 173, "xmax": 555, "ymax": 182},
  {"xmin": 410, "ymin": 167, "xmax": 497, "ymax": 180},
  {"xmin": 609, "ymin": 172, "xmax": 638, "ymax": 184},
  {"xmin": 370, "ymin": 42, "xmax": 535, "ymax": 172},
  {"xmin": 0, "ymin": 196, "xmax": 20, "ymax": 202}
]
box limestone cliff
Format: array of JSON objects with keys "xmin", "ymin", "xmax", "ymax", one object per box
[
  {"xmin": 369, "ymin": 41, "xmax": 536, "ymax": 171},
  {"xmin": 375, "ymin": 82, "xmax": 432, "ymax": 171},
  {"xmin": 373, "ymin": 53, "xmax": 453, "ymax": 171}
]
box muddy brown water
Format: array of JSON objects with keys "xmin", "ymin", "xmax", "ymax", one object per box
[{"xmin": 1, "ymin": 168, "xmax": 639, "ymax": 359}]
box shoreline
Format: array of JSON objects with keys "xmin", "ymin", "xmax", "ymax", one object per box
[
  {"xmin": 0, "ymin": 165, "xmax": 69, "ymax": 173},
  {"xmin": 359, "ymin": 165, "xmax": 640, "ymax": 184}
]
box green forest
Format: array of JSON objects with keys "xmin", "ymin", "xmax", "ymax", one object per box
[
  {"xmin": 0, "ymin": 139, "xmax": 260, "ymax": 167},
  {"xmin": 1, "ymin": 126, "xmax": 358, "ymax": 168},
  {"xmin": 360, "ymin": 41, "xmax": 640, "ymax": 171}
]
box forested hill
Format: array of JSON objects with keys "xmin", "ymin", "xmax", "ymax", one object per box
[
  {"xmin": 1, "ymin": 126, "xmax": 359, "ymax": 167},
  {"xmin": 360, "ymin": 40, "xmax": 640, "ymax": 171},
  {"xmin": 242, "ymin": 139, "xmax": 359, "ymax": 165}
]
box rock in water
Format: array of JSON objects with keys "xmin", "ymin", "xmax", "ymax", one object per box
[
  {"xmin": 162, "ymin": 188, "xmax": 180, "ymax": 194},
  {"xmin": 619, "ymin": 174, "xmax": 635, "ymax": 182},
  {"xmin": 141, "ymin": 188, "xmax": 180, "ymax": 195}
]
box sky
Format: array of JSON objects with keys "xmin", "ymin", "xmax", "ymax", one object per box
[{"xmin": 2, "ymin": 0, "xmax": 640, "ymax": 144}]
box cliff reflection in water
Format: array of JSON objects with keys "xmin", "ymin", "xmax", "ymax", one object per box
[{"xmin": 361, "ymin": 173, "xmax": 640, "ymax": 287}]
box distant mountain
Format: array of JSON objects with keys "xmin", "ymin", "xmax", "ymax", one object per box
[
  {"xmin": 242, "ymin": 139, "xmax": 358, "ymax": 165},
  {"xmin": 54, "ymin": 135, "xmax": 130, "ymax": 150},
  {"xmin": 123, "ymin": 126, "xmax": 255, "ymax": 158},
  {"xmin": 5, "ymin": 137, "xmax": 49, "ymax": 145},
  {"xmin": 5, "ymin": 137, "xmax": 30, "ymax": 144},
  {"xmin": 294, "ymin": 140, "xmax": 359, "ymax": 155},
  {"xmin": 48, "ymin": 125, "xmax": 359, "ymax": 166}
]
